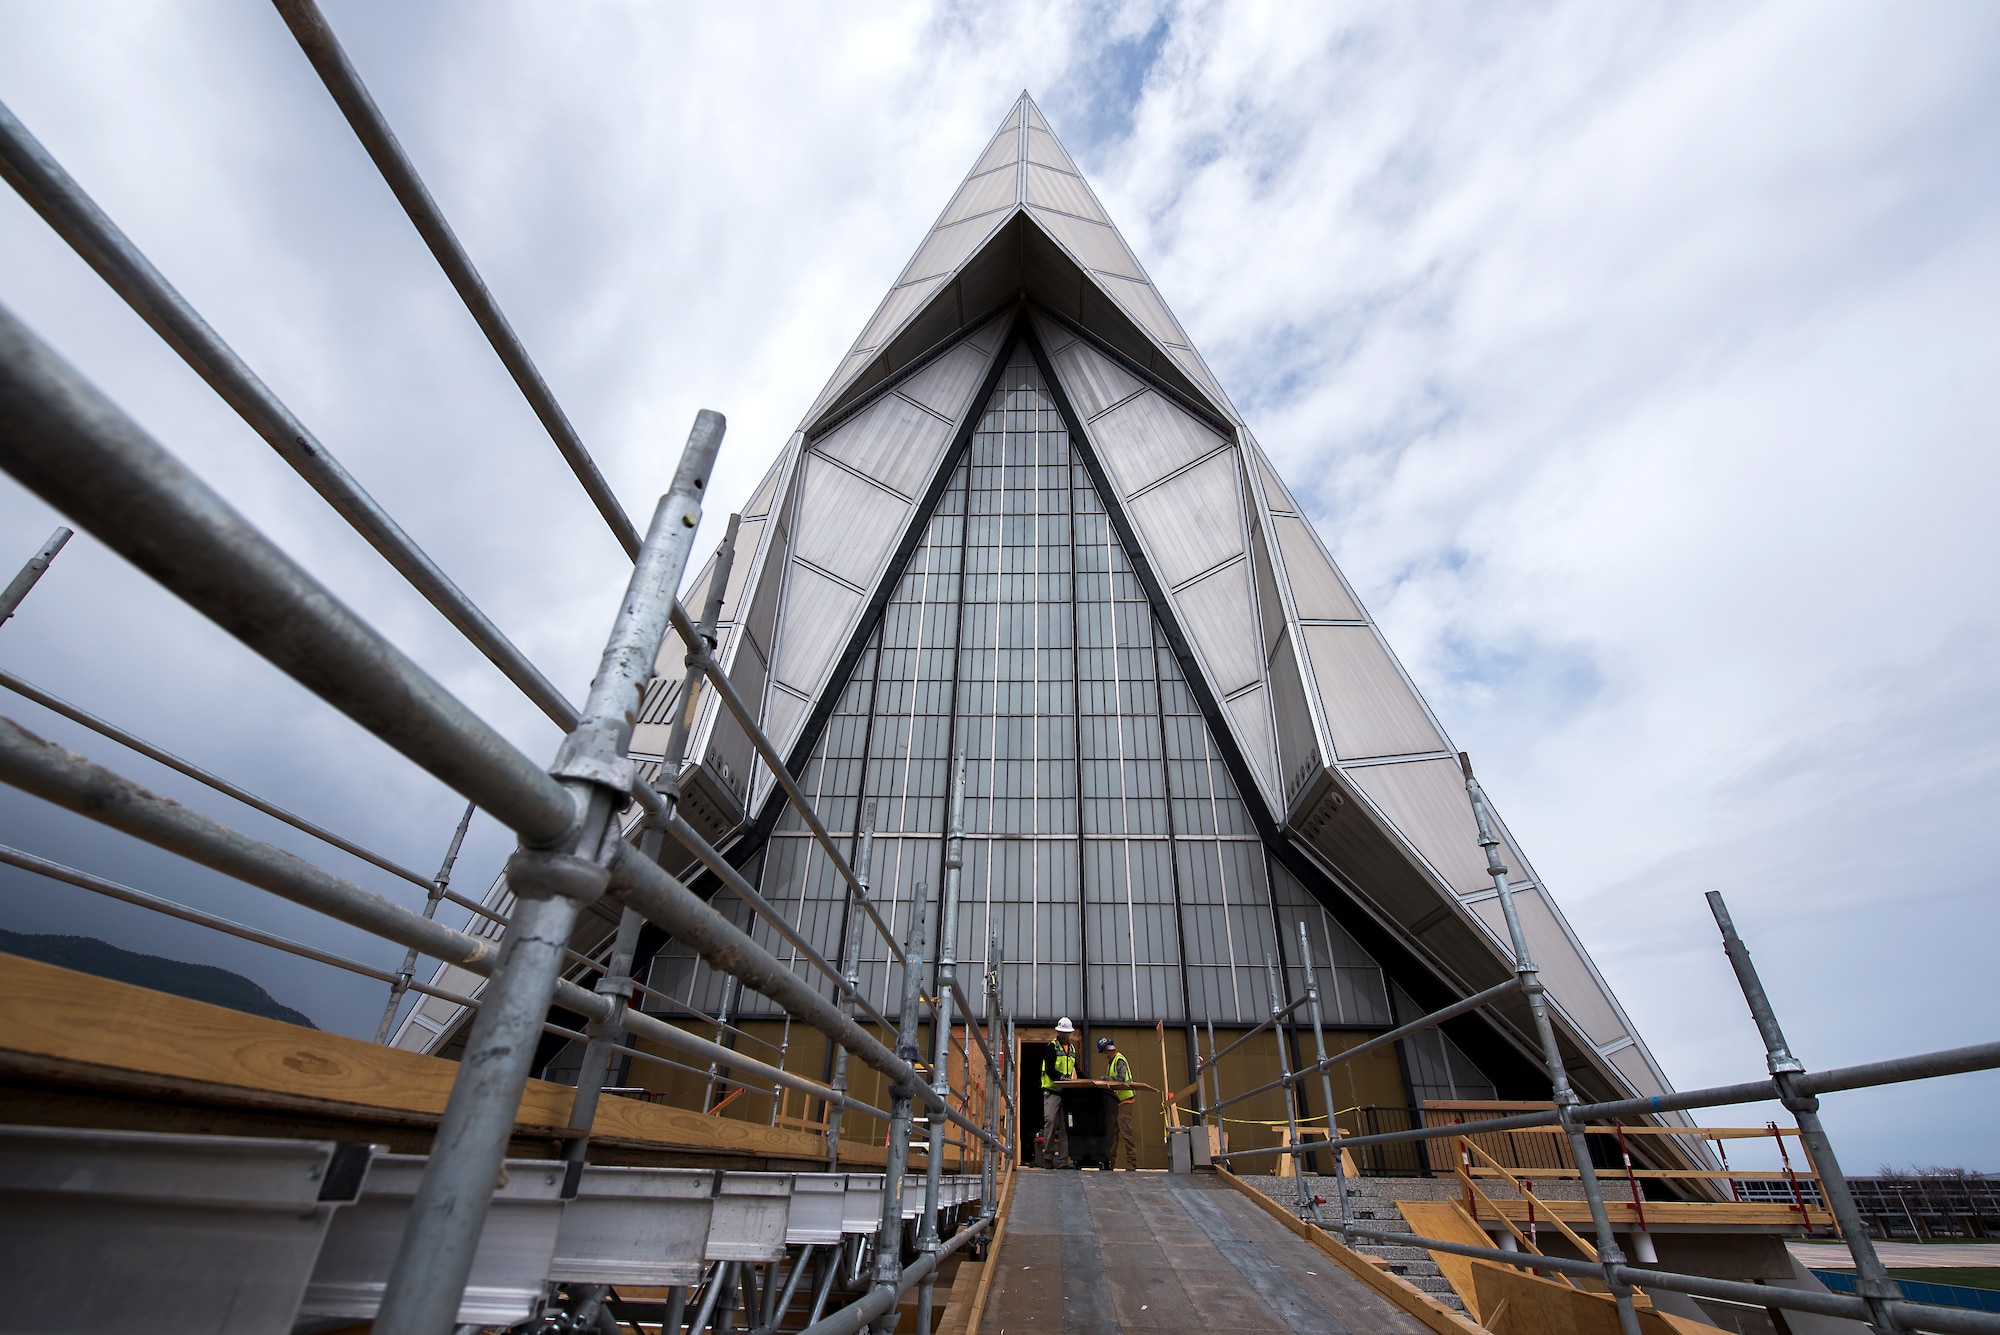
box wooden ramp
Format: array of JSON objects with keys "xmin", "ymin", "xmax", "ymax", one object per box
[{"xmin": 978, "ymin": 1170, "xmax": 1451, "ymax": 1335}]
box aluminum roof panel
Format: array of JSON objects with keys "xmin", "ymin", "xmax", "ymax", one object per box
[
  {"xmin": 1029, "ymin": 206, "xmax": 1145, "ymax": 280},
  {"xmin": 1094, "ymin": 272, "xmax": 1186, "ymax": 347},
  {"xmin": 793, "ymin": 455, "xmax": 908, "ymax": 587},
  {"xmin": 858, "ymin": 277, "xmax": 946, "ymax": 350},
  {"xmin": 901, "ymin": 213, "xmax": 1006, "ymax": 284},
  {"xmin": 1024, "ymin": 164, "xmax": 1105, "ymax": 222},
  {"xmin": 1173, "ymin": 558, "xmax": 1262, "ymax": 695},
  {"xmin": 1342, "ymin": 756, "xmax": 1489, "ymax": 896},
  {"xmin": 1026, "ymin": 127, "xmax": 1075, "ymax": 172},
  {"xmin": 1089, "ymin": 388, "xmax": 1228, "ymax": 496},
  {"xmin": 1051, "ymin": 340, "xmax": 1142, "ymax": 419},
  {"xmin": 971, "ymin": 129, "xmax": 1019, "ymax": 176},
  {"xmin": 942, "ymin": 167, "xmax": 1020, "ymax": 225},
  {"xmin": 1301, "ymin": 625, "xmax": 1445, "ymax": 760},
  {"xmin": 813, "ymin": 393, "xmax": 954, "ymax": 500},
  {"xmin": 1273, "ymin": 515, "xmax": 1363, "ymax": 621},
  {"xmin": 893, "ymin": 339, "xmax": 994, "ymax": 421},
  {"xmin": 772, "ymin": 563, "xmax": 864, "ymax": 697},
  {"xmin": 1122, "ymin": 451, "xmax": 1243, "ymax": 587}
]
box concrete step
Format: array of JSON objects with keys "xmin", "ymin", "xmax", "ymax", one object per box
[{"xmin": 1358, "ymin": 1244, "xmax": 1434, "ymax": 1262}]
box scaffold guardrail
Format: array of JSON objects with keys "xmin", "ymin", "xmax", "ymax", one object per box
[{"xmin": 0, "ymin": 4, "xmax": 1018, "ymax": 1329}]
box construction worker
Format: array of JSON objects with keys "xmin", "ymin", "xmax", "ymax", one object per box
[
  {"xmin": 1038, "ymin": 1018, "xmax": 1079, "ymax": 1168},
  {"xmin": 1098, "ymin": 1037, "xmax": 1138, "ymax": 1170}
]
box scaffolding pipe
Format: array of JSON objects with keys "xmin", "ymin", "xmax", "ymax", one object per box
[
  {"xmin": 376, "ymin": 799, "xmax": 475, "ymax": 1042},
  {"xmin": 0, "ymin": 839, "xmax": 477, "ymax": 1008},
  {"xmin": 1708, "ymin": 891, "xmax": 1908, "ymax": 1332},
  {"xmin": 869, "ymin": 898, "xmax": 929, "ymax": 1335},
  {"xmin": 1459, "ymin": 753, "xmax": 1639, "ymax": 1335},
  {"xmin": 0, "ymin": 308, "xmax": 956, "ymax": 1131},
  {"xmin": 269, "ymin": 0, "xmax": 643, "ymax": 560},
  {"xmin": 0, "ymin": 99, "xmax": 584, "ymax": 733},
  {"xmin": 825, "ymin": 802, "xmax": 874, "ymax": 1169},
  {"xmin": 1298, "ymin": 921, "xmax": 1350, "ymax": 1223},
  {"xmin": 0, "ymin": 655, "xmax": 451, "ymax": 901},
  {"xmin": 372, "ymin": 418, "xmax": 720, "ymax": 1335},
  {"xmin": 0, "ymin": 299, "xmax": 578, "ymax": 843},
  {"xmin": 0, "ymin": 525, "xmax": 70, "ymax": 625},
  {"xmin": 666, "ymin": 809, "xmax": 891, "ymax": 1032},
  {"xmin": 1334, "ymin": 1222, "xmax": 2000, "ymax": 1335},
  {"xmin": 671, "ymin": 601, "xmax": 902, "ymax": 965},
  {"xmin": 917, "ymin": 755, "xmax": 966, "ymax": 1335},
  {"xmin": 1204, "ymin": 974, "xmax": 1527, "ymax": 1114}
]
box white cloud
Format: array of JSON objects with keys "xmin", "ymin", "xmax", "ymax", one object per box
[{"xmin": 1, "ymin": 0, "xmax": 1993, "ymax": 1168}]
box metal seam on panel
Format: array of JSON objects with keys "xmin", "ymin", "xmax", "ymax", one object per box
[
  {"xmin": 1026, "ymin": 300, "xmax": 1233, "ymax": 436},
  {"xmin": 1082, "ymin": 386, "xmax": 1150, "ymax": 423},
  {"xmin": 806, "ymin": 309, "xmax": 1011, "ymax": 441},
  {"xmin": 682, "ymin": 311, "xmax": 1028, "ymax": 896},
  {"xmin": 800, "ymin": 447, "xmax": 918, "ymax": 506},
  {"xmin": 891, "ymin": 389, "xmax": 959, "ymax": 429},
  {"xmin": 1168, "ymin": 552, "xmax": 1250, "ymax": 597},
  {"xmin": 1121, "ymin": 443, "xmax": 1237, "ymax": 505},
  {"xmin": 1032, "ymin": 326, "xmax": 1532, "ymax": 1077}
]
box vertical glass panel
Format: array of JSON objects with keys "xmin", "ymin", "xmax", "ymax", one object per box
[{"xmin": 736, "ymin": 334, "xmax": 1382, "ymax": 1031}]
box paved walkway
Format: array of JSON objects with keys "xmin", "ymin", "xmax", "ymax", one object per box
[
  {"xmin": 980, "ymin": 1169, "xmax": 1434, "ymax": 1334},
  {"xmin": 1789, "ymin": 1239, "xmax": 2000, "ymax": 1270}
]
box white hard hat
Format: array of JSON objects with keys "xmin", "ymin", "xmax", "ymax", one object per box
[{"xmin": 1055, "ymin": 1017, "xmax": 1074, "ymax": 1033}]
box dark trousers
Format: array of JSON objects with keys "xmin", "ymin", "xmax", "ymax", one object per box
[
  {"xmin": 1040, "ymin": 1090, "xmax": 1067, "ymax": 1167},
  {"xmin": 1112, "ymin": 1099, "xmax": 1137, "ymax": 1170}
]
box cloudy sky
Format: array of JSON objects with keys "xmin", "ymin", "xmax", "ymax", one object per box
[{"xmin": 1, "ymin": 1, "xmax": 1994, "ymax": 1172}]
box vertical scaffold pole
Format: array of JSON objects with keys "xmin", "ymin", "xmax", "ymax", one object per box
[
  {"xmin": 0, "ymin": 525, "xmax": 70, "ymax": 626},
  {"xmin": 826, "ymin": 801, "xmax": 876, "ymax": 1168},
  {"xmin": 1298, "ymin": 921, "xmax": 1350, "ymax": 1224},
  {"xmin": 982, "ymin": 921, "xmax": 1001, "ymax": 1225},
  {"xmin": 374, "ymin": 799, "xmax": 475, "ymax": 1043},
  {"xmin": 568, "ymin": 511, "xmax": 741, "ymax": 1177},
  {"xmin": 372, "ymin": 412, "xmax": 722, "ymax": 1335},
  {"xmin": 1459, "ymin": 753, "xmax": 1641, "ymax": 1335},
  {"xmin": 917, "ymin": 755, "xmax": 965, "ymax": 1334},
  {"xmin": 704, "ymin": 975, "xmax": 739, "ymax": 1111},
  {"xmin": 870, "ymin": 895, "xmax": 930, "ymax": 1335},
  {"xmin": 1264, "ymin": 955, "xmax": 1315, "ymax": 1221},
  {"xmin": 1707, "ymin": 891, "xmax": 1906, "ymax": 1334}
]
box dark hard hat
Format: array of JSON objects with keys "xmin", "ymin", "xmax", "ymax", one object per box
[{"xmin": 1096, "ymin": 1037, "xmax": 1115, "ymax": 1052}]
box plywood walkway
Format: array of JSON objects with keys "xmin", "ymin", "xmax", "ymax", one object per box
[{"xmin": 980, "ymin": 1170, "xmax": 1437, "ymax": 1335}]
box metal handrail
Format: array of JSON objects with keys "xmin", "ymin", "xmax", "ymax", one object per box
[
  {"xmin": 0, "ymin": 18, "xmax": 1023, "ymax": 1329},
  {"xmin": 0, "ymin": 668, "xmax": 442, "ymax": 893}
]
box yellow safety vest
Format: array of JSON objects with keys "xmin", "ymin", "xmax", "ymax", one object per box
[
  {"xmin": 1106, "ymin": 1051, "xmax": 1134, "ymax": 1102},
  {"xmin": 1042, "ymin": 1042, "xmax": 1077, "ymax": 1088}
]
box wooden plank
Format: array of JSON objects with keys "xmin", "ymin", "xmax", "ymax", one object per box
[
  {"xmin": 1469, "ymin": 1261, "xmax": 1701, "ymax": 1335},
  {"xmin": 0, "ymin": 952, "xmax": 884, "ymax": 1165},
  {"xmin": 963, "ymin": 1165, "xmax": 1016, "ymax": 1335},
  {"xmin": 934, "ymin": 1258, "xmax": 985, "ymax": 1335},
  {"xmin": 1471, "ymin": 1197, "xmax": 1830, "ymax": 1229},
  {"xmin": 1398, "ymin": 1200, "xmax": 1501, "ymax": 1321},
  {"xmin": 1214, "ymin": 1170, "xmax": 1490, "ymax": 1335}
]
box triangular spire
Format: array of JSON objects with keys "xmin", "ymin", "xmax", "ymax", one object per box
[
  {"xmin": 803, "ymin": 94, "xmax": 1236, "ymax": 434},
  {"xmin": 653, "ymin": 96, "xmax": 1685, "ymax": 1123}
]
